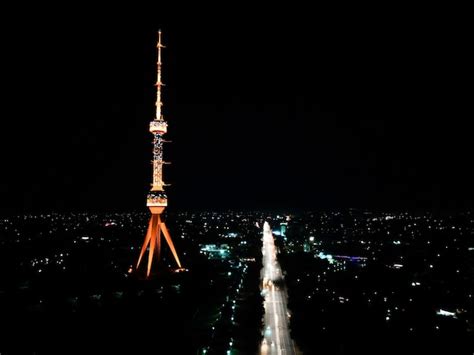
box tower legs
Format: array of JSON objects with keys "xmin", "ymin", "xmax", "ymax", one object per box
[
  {"xmin": 161, "ymin": 221, "xmax": 182, "ymax": 269},
  {"xmin": 136, "ymin": 217, "xmax": 154, "ymax": 270},
  {"xmin": 136, "ymin": 213, "xmax": 182, "ymax": 277}
]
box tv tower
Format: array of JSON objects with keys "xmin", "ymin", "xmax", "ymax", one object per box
[{"xmin": 136, "ymin": 30, "xmax": 182, "ymax": 277}]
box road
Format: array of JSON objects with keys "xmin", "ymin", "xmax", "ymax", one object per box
[{"xmin": 260, "ymin": 221, "xmax": 297, "ymax": 355}]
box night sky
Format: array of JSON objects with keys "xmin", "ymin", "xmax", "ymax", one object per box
[{"xmin": 1, "ymin": 5, "xmax": 471, "ymax": 213}]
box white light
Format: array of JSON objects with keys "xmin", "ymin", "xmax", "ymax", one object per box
[{"xmin": 436, "ymin": 309, "xmax": 457, "ymax": 318}]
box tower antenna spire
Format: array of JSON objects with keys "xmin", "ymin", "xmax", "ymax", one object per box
[
  {"xmin": 135, "ymin": 30, "xmax": 183, "ymax": 278},
  {"xmin": 156, "ymin": 30, "xmax": 164, "ymax": 121}
]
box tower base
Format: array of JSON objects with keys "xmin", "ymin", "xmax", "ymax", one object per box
[{"xmin": 136, "ymin": 213, "xmax": 182, "ymax": 277}]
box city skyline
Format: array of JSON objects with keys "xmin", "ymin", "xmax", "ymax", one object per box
[
  {"xmin": 0, "ymin": 7, "xmax": 472, "ymax": 354},
  {"xmin": 1, "ymin": 209, "xmax": 472, "ymax": 353}
]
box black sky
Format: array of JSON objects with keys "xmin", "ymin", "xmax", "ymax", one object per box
[{"xmin": 0, "ymin": 5, "xmax": 472, "ymax": 213}]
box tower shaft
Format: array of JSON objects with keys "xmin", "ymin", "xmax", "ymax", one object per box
[
  {"xmin": 152, "ymin": 134, "xmax": 164, "ymax": 191},
  {"xmin": 136, "ymin": 30, "xmax": 182, "ymax": 277}
]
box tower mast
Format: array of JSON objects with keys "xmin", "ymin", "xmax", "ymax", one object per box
[
  {"xmin": 156, "ymin": 30, "xmax": 163, "ymax": 121},
  {"xmin": 136, "ymin": 30, "xmax": 182, "ymax": 277},
  {"xmin": 150, "ymin": 30, "xmax": 167, "ymax": 193}
]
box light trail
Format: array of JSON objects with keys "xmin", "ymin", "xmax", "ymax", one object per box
[
  {"xmin": 260, "ymin": 221, "xmax": 296, "ymax": 355},
  {"xmin": 272, "ymin": 284, "xmax": 282, "ymax": 355}
]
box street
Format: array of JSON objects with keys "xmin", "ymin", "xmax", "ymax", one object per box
[{"xmin": 261, "ymin": 221, "xmax": 296, "ymax": 355}]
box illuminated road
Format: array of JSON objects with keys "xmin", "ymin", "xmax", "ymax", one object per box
[{"xmin": 260, "ymin": 222, "xmax": 297, "ymax": 355}]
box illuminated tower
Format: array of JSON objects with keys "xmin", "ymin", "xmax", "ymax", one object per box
[{"xmin": 136, "ymin": 30, "xmax": 182, "ymax": 277}]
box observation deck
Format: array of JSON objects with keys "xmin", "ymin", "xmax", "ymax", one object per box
[
  {"xmin": 150, "ymin": 119, "xmax": 167, "ymax": 134},
  {"xmin": 147, "ymin": 190, "xmax": 168, "ymax": 208}
]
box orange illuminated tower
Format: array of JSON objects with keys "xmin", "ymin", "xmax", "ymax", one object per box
[{"xmin": 136, "ymin": 30, "xmax": 182, "ymax": 277}]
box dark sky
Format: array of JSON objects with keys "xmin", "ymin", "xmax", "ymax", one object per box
[{"xmin": 0, "ymin": 5, "xmax": 471, "ymax": 213}]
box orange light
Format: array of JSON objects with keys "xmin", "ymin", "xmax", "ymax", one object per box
[
  {"xmin": 135, "ymin": 31, "xmax": 183, "ymax": 278},
  {"xmin": 136, "ymin": 213, "xmax": 182, "ymax": 277}
]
